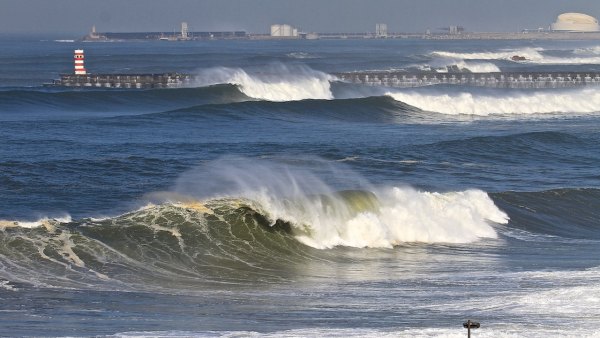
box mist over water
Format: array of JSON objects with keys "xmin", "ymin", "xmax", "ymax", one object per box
[{"xmin": 172, "ymin": 157, "xmax": 506, "ymax": 248}]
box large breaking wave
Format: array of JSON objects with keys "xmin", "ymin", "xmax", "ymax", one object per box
[{"xmin": 0, "ymin": 157, "xmax": 509, "ymax": 289}]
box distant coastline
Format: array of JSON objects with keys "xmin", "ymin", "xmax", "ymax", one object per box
[{"xmin": 81, "ymin": 30, "xmax": 600, "ymax": 42}]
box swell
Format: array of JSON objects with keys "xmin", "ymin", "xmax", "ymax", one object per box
[
  {"xmin": 428, "ymin": 131, "xmax": 590, "ymax": 158},
  {"xmin": 0, "ymin": 85, "xmax": 250, "ymax": 116},
  {"xmin": 493, "ymin": 188, "xmax": 600, "ymax": 240},
  {"xmin": 109, "ymin": 95, "xmax": 417, "ymax": 124},
  {"xmin": 415, "ymin": 131, "xmax": 600, "ymax": 191}
]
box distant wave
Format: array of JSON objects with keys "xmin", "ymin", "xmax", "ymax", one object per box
[
  {"xmin": 437, "ymin": 60, "xmax": 501, "ymax": 73},
  {"xmin": 432, "ymin": 47, "xmax": 600, "ymax": 64},
  {"xmin": 385, "ymin": 87, "xmax": 600, "ymax": 115},
  {"xmin": 191, "ymin": 64, "xmax": 334, "ymax": 101},
  {"xmin": 0, "ymin": 85, "xmax": 250, "ymax": 117},
  {"xmin": 432, "ymin": 47, "xmax": 543, "ymax": 61},
  {"xmin": 574, "ymin": 45, "xmax": 600, "ymax": 55}
]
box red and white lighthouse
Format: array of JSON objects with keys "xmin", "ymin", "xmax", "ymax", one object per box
[{"xmin": 74, "ymin": 49, "xmax": 86, "ymax": 75}]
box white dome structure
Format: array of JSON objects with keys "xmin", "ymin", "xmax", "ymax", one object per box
[{"xmin": 551, "ymin": 13, "xmax": 600, "ymax": 32}]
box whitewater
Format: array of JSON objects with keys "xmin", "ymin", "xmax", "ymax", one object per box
[{"xmin": 1, "ymin": 38, "xmax": 600, "ymax": 337}]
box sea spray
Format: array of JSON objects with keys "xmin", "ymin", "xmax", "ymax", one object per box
[
  {"xmin": 192, "ymin": 64, "xmax": 334, "ymax": 101},
  {"xmin": 173, "ymin": 157, "xmax": 507, "ymax": 248}
]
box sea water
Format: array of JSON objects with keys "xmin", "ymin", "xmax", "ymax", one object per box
[{"xmin": 0, "ymin": 38, "xmax": 599, "ymax": 337}]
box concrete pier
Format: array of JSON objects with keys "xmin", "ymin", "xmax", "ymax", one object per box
[
  {"xmin": 333, "ymin": 71, "xmax": 600, "ymax": 89},
  {"xmin": 51, "ymin": 71, "xmax": 600, "ymax": 90},
  {"xmin": 53, "ymin": 73, "xmax": 193, "ymax": 88}
]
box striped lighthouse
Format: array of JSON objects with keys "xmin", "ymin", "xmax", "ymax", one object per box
[{"xmin": 74, "ymin": 49, "xmax": 86, "ymax": 75}]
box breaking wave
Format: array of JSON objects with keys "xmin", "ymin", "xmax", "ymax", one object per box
[
  {"xmin": 172, "ymin": 157, "xmax": 506, "ymax": 248},
  {"xmin": 444, "ymin": 60, "xmax": 500, "ymax": 73},
  {"xmin": 432, "ymin": 48, "xmax": 545, "ymax": 61},
  {"xmin": 432, "ymin": 47, "xmax": 600, "ymax": 64},
  {"xmin": 0, "ymin": 156, "xmax": 510, "ymax": 290},
  {"xmin": 385, "ymin": 87, "xmax": 600, "ymax": 115},
  {"xmin": 191, "ymin": 64, "xmax": 333, "ymax": 101}
]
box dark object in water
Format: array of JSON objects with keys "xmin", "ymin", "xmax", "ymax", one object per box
[
  {"xmin": 511, "ymin": 55, "xmax": 527, "ymax": 61},
  {"xmin": 463, "ymin": 320, "xmax": 480, "ymax": 338}
]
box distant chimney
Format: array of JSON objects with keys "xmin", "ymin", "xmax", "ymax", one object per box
[{"xmin": 74, "ymin": 49, "xmax": 86, "ymax": 75}]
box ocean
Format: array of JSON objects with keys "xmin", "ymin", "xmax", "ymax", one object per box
[{"xmin": 0, "ymin": 37, "xmax": 599, "ymax": 337}]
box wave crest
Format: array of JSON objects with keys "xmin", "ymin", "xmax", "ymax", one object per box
[
  {"xmin": 192, "ymin": 64, "xmax": 333, "ymax": 101},
  {"xmin": 174, "ymin": 157, "xmax": 506, "ymax": 248},
  {"xmin": 386, "ymin": 88, "xmax": 600, "ymax": 115}
]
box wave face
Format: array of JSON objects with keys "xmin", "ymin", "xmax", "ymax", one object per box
[
  {"xmin": 0, "ymin": 156, "xmax": 510, "ymax": 291},
  {"xmin": 0, "ymin": 188, "xmax": 506, "ymax": 289}
]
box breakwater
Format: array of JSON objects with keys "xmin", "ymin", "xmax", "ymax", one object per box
[
  {"xmin": 51, "ymin": 71, "xmax": 600, "ymax": 89},
  {"xmin": 333, "ymin": 71, "xmax": 600, "ymax": 89},
  {"xmin": 52, "ymin": 73, "xmax": 192, "ymax": 88}
]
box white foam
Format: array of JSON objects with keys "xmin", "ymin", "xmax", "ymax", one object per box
[
  {"xmin": 0, "ymin": 280, "xmax": 18, "ymax": 291},
  {"xmin": 574, "ymin": 46, "xmax": 600, "ymax": 55},
  {"xmin": 432, "ymin": 48, "xmax": 545, "ymax": 62},
  {"xmin": 385, "ymin": 88, "xmax": 600, "ymax": 115},
  {"xmin": 192, "ymin": 65, "xmax": 333, "ymax": 101},
  {"xmin": 430, "ymin": 60, "xmax": 500, "ymax": 73},
  {"xmin": 508, "ymin": 267, "xmax": 600, "ymax": 316},
  {"xmin": 433, "ymin": 47, "xmax": 600, "ymax": 64},
  {"xmin": 281, "ymin": 187, "xmax": 505, "ymax": 249},
  {"xmin": 455, "ymin": 60, "xmax": 501, "ymax": 73},
  {"xmin": 286, "ymin": 52, "xmax": 317, "ymax": 59},
  {"xmin": 0, "ymin": 215, "xmax": 71, "ymax": 230}
]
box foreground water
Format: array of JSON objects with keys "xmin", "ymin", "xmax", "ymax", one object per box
[{"xmin": 0, "ymin": 38, "xmax": 599, "ymax": 337}]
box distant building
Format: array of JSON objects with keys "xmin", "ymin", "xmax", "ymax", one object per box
[
  {"xmin": 82, "ymin": 25, "xmax": 108, "ymax": 41},
  {"xmin": 448, "ymin": 26, "xmax": 464, "ymax": 35},
  {"xmin": 375, "ymin": 23, "xmax": 388, "ymax": 38},
  {"xmin": 551, "ymin": 13, "xmax": 600, "ymax": 32},
  {"xmin": 270, "ymin": 24, "xmax": 298, "ymax": 37},
  {"xmin": 181, "ymin": 22, "xmax": 189, "ymax": 39}
]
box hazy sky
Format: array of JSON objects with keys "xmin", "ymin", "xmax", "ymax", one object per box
[{"xmin": 1, "ymin": 0, "xmax": 600, "ymax": 36}]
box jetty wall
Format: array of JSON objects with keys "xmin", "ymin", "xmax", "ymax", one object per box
[
  {"xmin": 333, "ymin": 71, "xmax": 600, "ymax": 89},
  {"xmin": 54, "ymin": 73, "xmax": 192, "ymax": 88}
]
